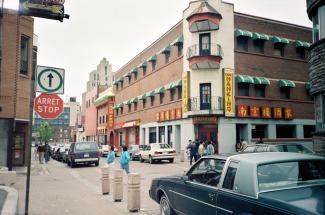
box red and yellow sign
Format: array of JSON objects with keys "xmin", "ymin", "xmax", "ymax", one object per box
[
  {"xmin": 261, "ymin": 106, "xmax": 272, "ymax": 118},
  {"xmin": 182, "ymin": 72, "xmax": 190, "ymax": 115},
  {"xmin": 108, "ymin": 102, "xmax": 114, "ymax": 129},
  {"xmin": 156, "ymin": 113, "xmax": 160, "ymax": 121},
  {"xmin": 224, "ymin": 69, "xmax": 235, "ymax": 117},
  {"xmin": 250, "ymin": 106, "xmax": 260, "ymax": 118},
  {"xmin": 284, "ymin": 108, "xmax": 293, "ymax": 120},
  {"xmin": 237, "ymin": 105, "xmax": 248, "ymax": 117},
  {"xmin": 176, "ymin": 108, "xmax": 182, "ymax": 119},
  {"xmin": 273, "ymin": 107, "xmax": 283, "ymax": 119},
  {"xmin": 159, "ymin": 111, "xmax": 165, "ymax": 121},
  {"xmin": 192, "ymin": 117, "xmax": 217, "ymax": 124},
  {"xmin": 169, "ymin": 109, "xmax": 176, "ymax": 120},
  {"xmin": 165, "ymin": 111, "xmax": 170, "ymax": 121}
]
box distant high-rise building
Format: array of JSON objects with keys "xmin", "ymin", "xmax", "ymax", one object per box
[{"xmin": 86, "ymin": 58, "xmax": 114, "ymax": 91}]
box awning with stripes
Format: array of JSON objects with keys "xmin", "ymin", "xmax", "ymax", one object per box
[
  {"xmin": 140, "ymin": 61, "xmax": 147, "ymax": 68},
  {"xmin": 155, "ymin": 87, "xmax": 165, "ymax": 94},
  {"xmin": 235, "ymin": 29, "xmax": 253, "ymax": 38},
  {"xmin": 252, "ymin": 32, "xmax": 269, "ymax": 41},
  {"xmin": 113, "ymin": 81, "xmax": 118, "ymax": 85},
  {"xmin": 236, "ymin": 75, "xmax": 254, "ymax": 84},
  {"xmin": 305, "ymin": 82, "xmax": 311, "ymax": 91},
  {"xmin": 125, "ymin": 72, "xmax": 131, "ymax": 78},
  {"xmin": 279, "ymin": 80, "xmax": 295, "ymax": 88},
  {"xmin": 173, "ymin": 35, "xmax": 184, "ymax": 46},
  {"xmin": 117, "ymin": 77, "xmax": 124, "ymax": 82},
  {"xmin": 138, "ymin": 94, "xmax": 147, "ymax": 100},
  {"xmin": 161, "ymin": 45, "xmax": 171, "ymax": 54},
  {"xmin": 294, "ymin": 40, "xmax": 310, "ymax": 48},
  {"xmin": 148, "ymin": 55, "xmax": 157, "ymax": 62},
  {"xmin": 146, "ymin": 90, "xmax": 155, "ymax": 97},
  {"xmin": 272, "ymin": 36, "xmax": 289, "ymax": 44},
  {"xmin": 131, "ymin": 67, "xmax": 138, "ymax": 74},
  {"xmin": 174, "ymin": 79, "xmax": 182, "ymax": 87},
  {"xmin": 253, "ymin": 77, "xmax": 270, "ymax": 85},
  {"xmin": 165, "ymin": 83, "xmax": 175, "ymax": 90},
  {"xmin": 130, "ymin": 97, "xmax": 138, "ymax": 103},
  {"xmin": 116, "ymin": 103, "xmax": 123, "ymax": 108},
  {"xmin": 124, "ymin": 100, "xmax": 131, "ymax": 105}
]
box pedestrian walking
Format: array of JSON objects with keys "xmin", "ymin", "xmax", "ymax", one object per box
[
  {"xmin": 187, "ymin": 140, "xmax": 198, "ymax": 165},
  {"xmin": 235, "ymin": 141, "xmax": 242, "ymax": 152},
  {"xmin": 257, "ymin": 137, "xmax": 264, "ymax": 144},
  {"xmin": 240, "ymin": 138, "xmax": 248, "ymax": 151},
  {"xmin": 44, "ymin": 143, "xmax": 50, "ymax": 164},
  {"xmin": 119, "ymin": 146, "xmax": 130, "ymax": 174},
  {"xmin": 34, "ymin": 144, "xmax": 38, "ymax": 161},
  {"xmin": 206, "ymin": 141, "xmax": 215, "ymax": 156},
  {"xmin": 38, "ymin": 144, "xmax": 44, "ymax": 164},
  {"xmin": 198, "ymin": 141, "xmax": 205, "ymax": 158},
  {"xmin": 107, "ymin": 145, "xmax": 116, "ymax": 175}
]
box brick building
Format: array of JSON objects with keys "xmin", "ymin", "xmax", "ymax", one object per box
[
  {"xmin": 0, "ymin": 9, "xmax": 36, "ymax": 169},
  {"xmin": 111, "ymin": 0, "xmax": 315, "ymax": 153}
]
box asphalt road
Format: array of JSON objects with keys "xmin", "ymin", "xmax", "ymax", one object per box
[{"xmin": 27, "ymin": 155, "xmax": 190, "ymax": 215}]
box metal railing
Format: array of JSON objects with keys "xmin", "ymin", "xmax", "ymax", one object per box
[
  {"xmin": 188, "ymin": 96, "xmax": 224, "ymax": 111},
  {"xmin": 186, "ymin": 43, "xmax": 223, "ymax": 59}
]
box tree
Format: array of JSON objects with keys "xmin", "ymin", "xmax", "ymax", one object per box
[{"xmin": 37, "ymin": 123, "xmax": 53, "ymax": 144}]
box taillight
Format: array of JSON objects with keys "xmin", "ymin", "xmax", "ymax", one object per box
[
  {"xmin": 154, "ymin": 151, "xmax": 160, "ymax": 155},
  {"xmin": 169, "ymin": 150, "xmax": 176, "ymax": 154}
]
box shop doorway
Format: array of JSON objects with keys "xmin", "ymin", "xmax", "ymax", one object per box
[
  {"xmin": 12, "ymin": 133, "xmax": 25, "ymax": 166},
  {"xmin": 109, "ymin": 132, "xmax": 114, "ymax": 146},
  {"xmin": 198, "ymin": 124, "xmax": 218, "ymax": 153}
]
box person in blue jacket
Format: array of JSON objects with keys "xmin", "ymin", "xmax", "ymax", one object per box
[
  {"xmin": 119, "ymin": 146, "xmax": 130, "ymax": 174},
  {"xmin": 107, "ymin": 145, "xmax": 115, "ymax": 169}
]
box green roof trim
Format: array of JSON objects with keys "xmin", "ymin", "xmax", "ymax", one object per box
[
  {"xmin": 94, "ymin": 92, "xmax": 114, "ymax": 107},
  {"xmin": 173, "ymin": 35, "xmax": 184, "ymax": 45},
  {"xmin": 294, "ymin": 40, "xmax": 310, "ymax": 48},
  {"xmin": 236, "ymin": 75, "xmax": 254, "ymax": 84},
  {"xmin": 253, "ymin": 77, "xmax": 270, "ymax": 85},
  {"xmin": 279, "ymin": 79, "xmax": 295, "ymax": 88},
  {"xmin": 235, "ymin": 29, "xmax": 253, "ymax": 38},
  {"xmin": 174, "ymin": 79, "xmax": 182, "ymax": 87},
  {"xmin": 148, "ymin": 55, "xmax": 157, "ymax": 62},
  {"xmin": 140, "ymin": 61, "xmax": 147, "ymax": 68},
  {"xmin": 125, "ymin": 72, "xmax": 132, "ymax": 78},
  {"xmin": 305, "ymin": 82, "xmax": 311, "ymax": 91},
  {"xmin": 161, "ymin": 45, "xmax": 171, "ymax": 54},
  {"xmin": 146, "ymin": 90, "xmax": 155, "ymax": 97},
  {"xmin": 131, "ymin": 67, "xmax": 139, "ymax": 74},
  {"xmin": 165, "ymin": 83, "xmax": 175, "ymax": 90},
  {"xmin": 155, "ymin": 87, "xmax": 165, "ymax": 94},
  {"xmin": 139, "ymin": 94, "xmax": 147, "ymax": 100},
  {"xmin": 252, "ymin": 32, "xmax": 269, "ymax": 41},
  {"xmin": 272, "ymin": 36, "xmax": 289, "ymax": 44},
  {"xmin": 130, "ymin": 97, "xmax": 138, "ymax": 103},
  {"xmin": 124, "ymin": 100, "xmax": 131, "ymax": 105}
]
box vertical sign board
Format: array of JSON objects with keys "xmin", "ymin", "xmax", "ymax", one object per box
[
  {"xmin": 36, "ymin": 66, "xmax": 65, "ymax": 94},
  {"xmin": 108, "ymin": 102, "xmax": 114, "ymax": 129},
  {"xmin": 223, "ymin": 69, "xmax": 235, "ymax": 117},
  {"xmin": 182, "ymin": 71, "xmax": 190, "ymax": 115}
]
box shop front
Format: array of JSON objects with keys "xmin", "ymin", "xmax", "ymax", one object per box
[
  {"xmin": 192, "ymin": 116, "xmax": 218, "ymax": 153},
  {"xmin": 114, "ymin": 120, "xmax": 140, "ymax": 148}
]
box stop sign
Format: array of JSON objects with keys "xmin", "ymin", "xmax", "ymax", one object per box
[{"xmin": 34, "ymin": 93, "xmax": 64, "ymax": 119}]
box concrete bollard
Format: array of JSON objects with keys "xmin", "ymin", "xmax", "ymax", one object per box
[
  {"xmin": 101, "ymin": 165, "xmax": 110, "ymax": 195},
  {"xmin": 0, "ymin": 167, "xmax": 16, "ymax": 186},
  {"xmin": 113, "ymin": 169, "xmax": 123, "ymax": 202},
  {"xmin": 127, "ymin": 173, "xmax": 141, "ymax": 212},
  {"xmin": 180, "ymin": 149, "xmax": 185, "ymax": 162}
]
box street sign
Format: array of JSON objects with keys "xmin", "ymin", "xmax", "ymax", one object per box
[
  {"xmin": 36, "ymin": 66, "xmax": 65, "ymax": 94},
  {"xmin": 34, "ymin": 93, "xmax": 64, "ymax": 119}
]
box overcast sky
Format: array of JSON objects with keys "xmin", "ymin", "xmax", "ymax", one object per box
[{"xmin": 5, "ymin": 0, "xmax": 311, "ymax": 102}]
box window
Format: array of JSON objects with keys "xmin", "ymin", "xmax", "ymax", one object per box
[
  {"xmin": 238, "ymin": 83, "xmax": 249, "ymax": 96},
  {"xmin": 115, "ymin": 109, "xmax": 119, "ymax": 116},
  {"xmin": 159, "ymin": 126, "xmax": 165, "ymax": 143},
  {"xmin": 149, "ymin": 127, "xmax": 157, "ymax": 143},
  {"xmin": 134, "ymin": 73, "xmax": 138, "ymax": 81},
  {"xmin": 178, "ymin": 87, "xmax": 182, "ymax": 100},
  {"xmin": 105, "ymin": 66, "xmax": 107, "ymax": 75},
  {"xmin": 128, "ymin": 104, "xmax": 131, "ymax": 113},
  {"xmin": 255, "ymin": 85, "xmax": 266, "ymax": 97},
  {"xmin": 170, "ymin": 89, "xmax": 175, "ymax": 101},
  {"xmin": 99, "ymin": 116, "xmax": 102, "ymax": 124},
  {"xmin": 236, "ymin": 36, "xmax": 248, "ymax": 51},
  {"xmin": 120, "ymin": 81, "xmax": 123, "ymax": 89},
  {"xmin": 143, "ymin": 99, "xmax": 146, "ymax": 109},
  {"xmin": 120, "ymin": 107, "xmax": 123, "ymax": 115},
  {"xmin": 143, "ymin": 67, "xmax": 147, "ymax": 76},
  {"xmin": 251, "ymin": 124, "xmax": 267, "ymax": 139},
  {"xmin": 273, "ymin": 43, "xmax": 285, "ymax": 57},
  {"xmin": 165, "ymin": 52, "xmax": 170, "ymax": 64},
  {"xmin": 296, "ymin": 47, "xmax": 306, "ymax": 59},
  {"xmin": 303, "ymin": 125, "xmax": 315, "ymax": 138},
  {"xmin": 152, "ymin": 61, "xmax": 156, "ymax": 71},
  {"xmin": 160, "ymin": 93, "xmax": 164, "ymax": 104},
  {"xmin": 200, "ymin": 83, "xmax": 211, "ymax": 110},
  {"xmin": 253, "ymin": 40, "xmax": 264, "ymax": 54},
  {"xmin": 280, "ymin": 87, "xmax": 290, "ymax": 99},
  {"xmin": 276, "ymin": 125, "xmax": 296, "ymax": 138},
  {"xmin": 222, "ymin": 161, "xmax": 238, "ymax": 190},
  {"xmin": 151, "ymin": 96, "xmax": 155, "ymax": 107},
  {"xmin": 134, "ymin": 102, "xmax": 138, "ymax": 111},
  {"xmin": 312, "ymin": 8, "xmax": 320, "ymax": 42},
  {"xmin": 20, "ymin": 36, "xmax": 29, "ymax": 75},
  {"xmin": 177, "ymin": 44, "xmax": 183, "ymax": 57}
]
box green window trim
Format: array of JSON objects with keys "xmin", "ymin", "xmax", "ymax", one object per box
[
  {"xmin": 235, "ymin": 29, "xmax": 253, "ymax": 38},
  {"xmin": 155, "ymin": 87, "xmax": 165, "ymax": 94},
  {"xmin": 253, "ymin": 77, "xmax": 270, "ymax": 85},
  {"xmin": 252, "ymin": 32, "xmax": 269, "ymax": 41},
  {"xmin": 173, "ymin": 35, "xmax": 184, "ymax": 46},
  {"xmin": 305, "ymin": 82, "xmax": 311, "ymax": 91},
  {"xmin": 131, "ymin": 67, "xmax": 139, "ymax": 74},
  {"xmin": 140, "ymin": 61, "xmax": 147, "ymax": 68},
  {"xmin": 278, "ymin": 79, "xmax": 295, "ymax": 88},
  {"xmin": 236, "ymin": 75, "xmax": 254, "ymax": 84},
  {"xmin": 294, "ymin": 40, "xmax": 310, "ymax": 48},
  {"xmin": 146, "ymin": 90, "xmax": 155, "ymax": 97},
  {"xmin": 272, "ymin": 36, "xmax": 289, "ymax": 44},
  {"xmin": 148, "ymin": 55, "xmax": 157, "ymax": 62},
  {"xmin": 161, "ymin": 45, "xmax": 171, "ymax": 54}
]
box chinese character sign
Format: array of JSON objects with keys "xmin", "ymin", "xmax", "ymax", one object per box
[
  {"xmin": 262, "ymin": 106, "xmax": 272, "ymax": 118},
  {"xmin": 237, "ymin": 105, "xmax": 248, "ymax": 117},
  {"xmin": 165, "ymin": 111, "xmax": 170, "ymax": 121},
  {"xmin": 250, "ymin": 106, "xmax": 260, "ymax": 118},
  {"xmin": 224, "ymin": 69, "xmax": 235, "ymax": 117},
  {"xmin": 182, "ymin": 74, "xmax": 189, "ymax": 114},
  {"xmin": 169, "ymin": 109, "xmax": 176, "ymax": 120},
  {"xmin": 159, "ymin": 112, "xmax": 165, "ymax": 121},
  {"xmin": 284, "ymin": 108, "xmax": 293, "ymax": 120},
  {"xmin": 273, "ymin": 107, "xmax": 283, "ymax": 119},
  {"xmin": 176, "ymin": 108, "xmax": 182, "ymax": 119},
  {"xmin": 156, "ymin": 113, "xmax": 160, "ymax": 122},
  {"xmin": 108, "ymin": 103, "xmax": 114, "ymax": 129}
]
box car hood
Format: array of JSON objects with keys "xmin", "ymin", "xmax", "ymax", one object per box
[{"xmin": 259, "ymin": 184, "xmax": 325, "ymax": 215}]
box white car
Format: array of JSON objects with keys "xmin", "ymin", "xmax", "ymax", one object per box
[
  {"xmin": 138, "ymin": 143, "xmax": 176, "ymax": 164},
  {"xmin": 99, "ymin": 145, "xmax": 109, "ymax": 157}
]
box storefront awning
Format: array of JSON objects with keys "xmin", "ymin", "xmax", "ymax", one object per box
[
  {"xmin": 294, "ymin": 40, "xmax": 310, "ymax": 48},
  {"xmin": 139, "ymin": 61, "xmax": 147, "ymax": 68},
  {"xmin": 122, "ymin": 121, "xmax": 139, "ymax": 128},
  {"xmin": 279, "ymin": 79, "xmax": 295, "ymax": 88},
  {"xmin": 305, "ymin": 82, "xmax": 311, "ymax": 91},
  {"xmin": 116, "ymin": 103, "xmax": 123, "ymax": 108},
  {"xmin": 138, "ymin": 94, "xmax": 147, "ymax": 100},
  {"xmin": 125, "ymin": 72, "xmax": 132, "ymax": 78},
  {"xmin": 155, "ymin": 87, "xmax": 165, "ymax": 94},
  {"xmin": 113, "ymin": 81, "xmax": 118, "ymax": 85},
  {"xmin": 146, "ymin": 90, "xmax": 155, "ymax": 97},
  {"xmin": 174, "ymin": 79, "xmax": 182, "ymax": 87},
  {"xmin": 124, "ymin": 100, "xmax": 131, "ymax": 105},
  {"xmin": 130, "ymin": 97, "xmax": 138, "ymax": 103},
  {"xmin": 148, "ymin": 55, "xmax": 157, "ymax": 62},
  {"xmin": 161, "ymin": 45, "xmax": 171, "ymax": 54},
  {"xmin": 252, "ymin": 32, "xmax": 269, "ymax": 41},
  {"xmin": 272, "ymin": 36, "xmax": 289, "ymax": 44},
  {"xmin": 236, "ymin": 75, "xmax": 254, "ymax": 84},
  {"xmin": 253, "ymin": 77, "xmax": 270, "ymax": 85},
  {"xmin": 131, "ymin": 67, "xmax": 138, "ymax": 74},
  {"xmin": 173, "ymin": 35, "xmax": 184, "ymax": 46},
  {"xmin": 235, "ymin": 29, "xmax": 253, "ymax": 38},
  {"xmin": 97, "ymin": 126, "xmax": 107, "ymax": 130},
  {"xmin": 165, "ymin": 83, "xmax": 175, "ymax": 90},
  {"xmin": 117, "ymin": 77, "xmax": 124, "ymax": 82}
]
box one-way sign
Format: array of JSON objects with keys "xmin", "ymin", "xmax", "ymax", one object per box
[{"xmin": 36, "ymin": 66, "xmax": 65, "ymax": 94}]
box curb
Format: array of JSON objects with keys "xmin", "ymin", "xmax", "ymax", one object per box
[{"xmin": 0, "ymin": 186, "xmax": 18, "ymax": 215}]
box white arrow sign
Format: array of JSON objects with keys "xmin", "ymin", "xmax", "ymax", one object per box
[{"xmin": 36, "ymin": 66, "xmax": 65, "ymax": 94}]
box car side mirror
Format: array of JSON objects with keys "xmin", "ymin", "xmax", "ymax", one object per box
[{"xmin": 181, "ymin": 175, "xmax": 189, "ymax": 182}]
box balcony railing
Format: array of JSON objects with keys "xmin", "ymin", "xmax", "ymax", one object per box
[
  {"xmin": 186, "ymin": 43, "xmax": 223, "ymax": 59},
  {"xmin": 188, "ymin": 96, "xmax": 224, "ymax": 112}
]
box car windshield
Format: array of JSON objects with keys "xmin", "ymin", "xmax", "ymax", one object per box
[
  {"xmin": 272, "ymin": 144, "xmax": 314, "ymax": 154},
  {"xmin": 75, "ymin": 142, "xmax": 98, "ymax": 151},
  {"xmin": 152, "ymin": 144, "xmax": 172, "ymax": 149},
  {"xmin": 258, "ymin": 160, "xmax": 325, "ymax": 192}
]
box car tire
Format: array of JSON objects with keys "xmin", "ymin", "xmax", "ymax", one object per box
[
  {"xmin": 149, "ymin": 156, "xmax": 154, "ymax": 164},
  {"xmin": 169, "ymin": 158, "xmax": 174, "ymax": 163},
  {"xmin": 160, "ymin": 194, "xmax": 174, "ymax": 215},
  {"xmin": 140, "ymin": 155, "xmax": 144, "ymax": 163}
]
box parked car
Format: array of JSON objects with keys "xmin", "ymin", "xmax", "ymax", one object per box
[
  {"xmin": 67, "ymin": 142, "xmax": 100, "ymax": 168},
  {"xmin": 138, "ymin": 143, "xmax": 176, "ymax": 164},
  {"xmin": 149, "ymin": 152, "xmax": 325, "ymax": 215},
  {"xmin": 129, "ymin": 144, "xmax": 146, "ymax": 161},
  {"xmin": 99, "ymin": 144, "xmax": 109, "ymax": 157},
  {"xmin": 62, "ymin": 151, "xmax": 69, "ymax": 163},
  {"xmin": 241, "ymin": 143, "xmax": 314, "ymax": 154}
]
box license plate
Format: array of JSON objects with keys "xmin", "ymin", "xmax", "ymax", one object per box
[
  {"xmin": 84, "ymin": 154, "xmax": 89, "ymax": 158},
  {"xmin": 164, "ymin": 152, "xmax": 168, "ymax": 155}
]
